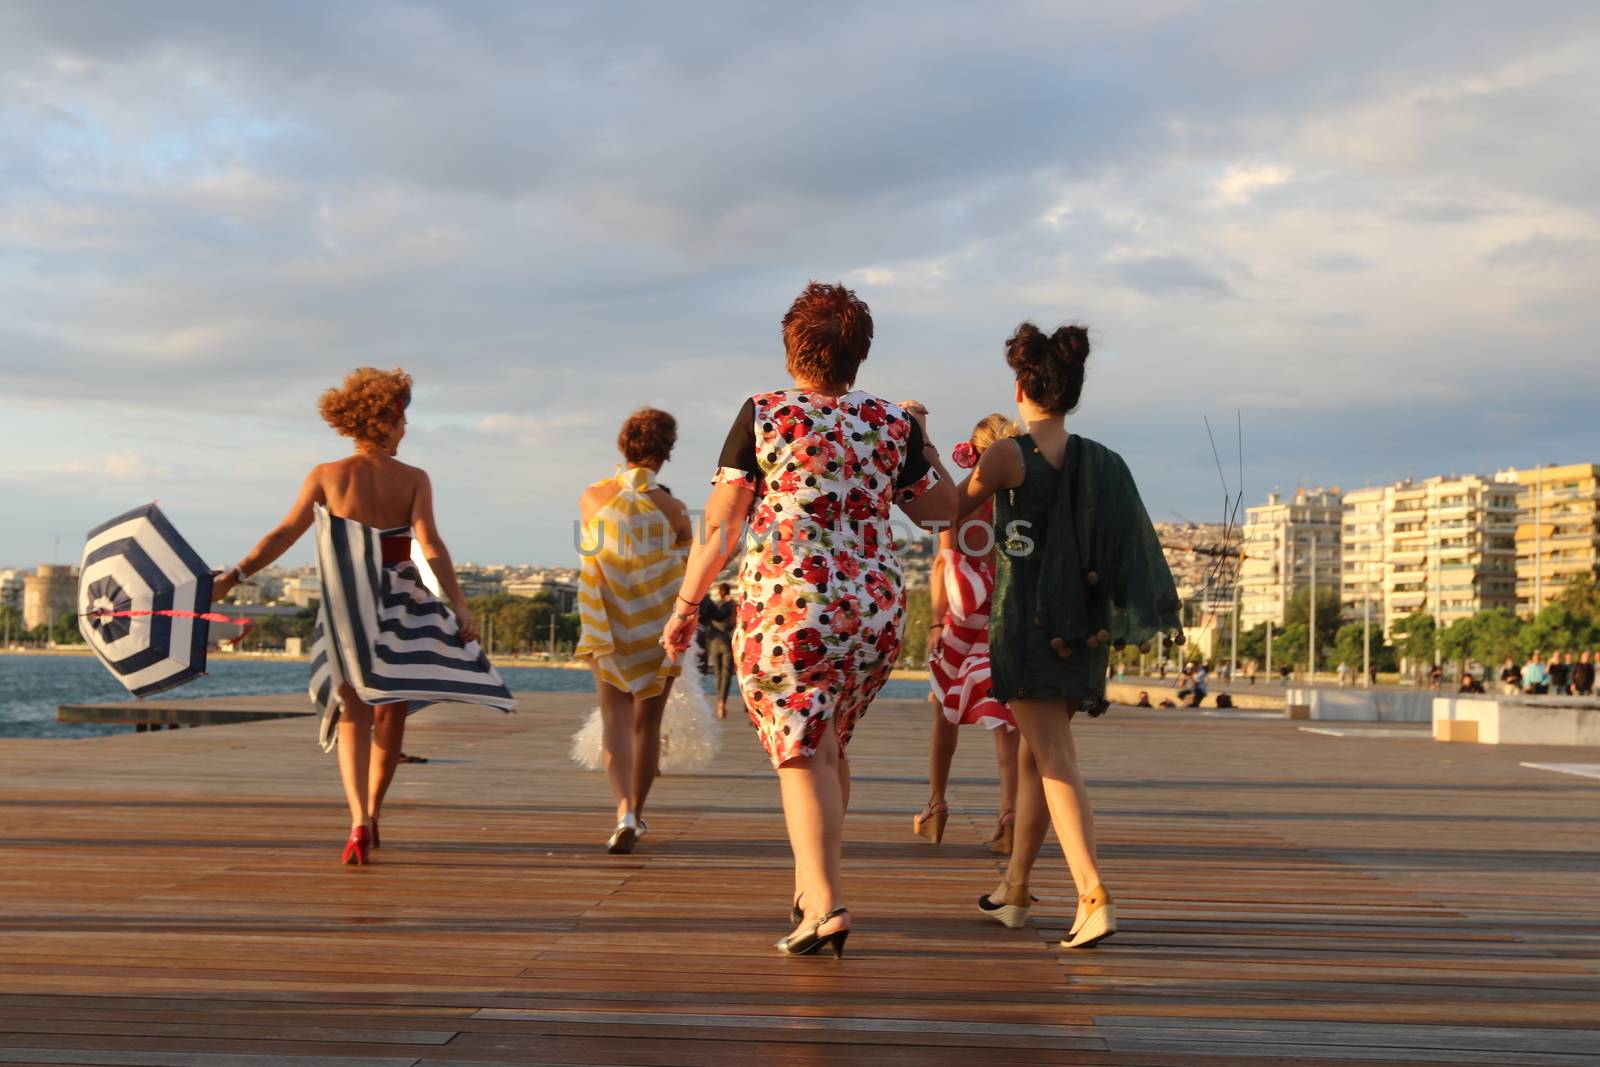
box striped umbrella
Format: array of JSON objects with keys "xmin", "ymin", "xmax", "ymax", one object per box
[{"xmin": 78, "ymin": 503, "xmax": 220, "ymax": 697}]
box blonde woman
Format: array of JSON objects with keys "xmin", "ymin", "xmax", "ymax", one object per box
[
  {"xmin": 576, "ymin": 408, "xmax": 693, "ymax": 853},
  {"xmin": 211, "ymin": 368, "xmax": 512, "ymax": 866},
  {"xmin": 917, "ymin": 414, "xmax": 1022, "ymax": 854}
]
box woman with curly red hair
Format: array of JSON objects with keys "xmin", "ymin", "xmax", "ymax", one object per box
[
  {"xmin": 212, "ymin": 367, "xmax": 512, "ymax": 866},
  {"xmin": 576, "ymin": 407, "xmax": 693, "ymax": 853},
  {"xmin": 661, "ymin": 282, "xmax": 958, "ymax": 956}
]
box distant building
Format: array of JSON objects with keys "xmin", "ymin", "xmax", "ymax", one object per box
[
  {"xmin": 1239, "ymin": 489, "xmax": 1342, "ymax": 629},
  {"xmin": 0, "ymin": 569, "xmax": 24, "ymax": 610},
  {"xmin": 1340, "ymin": 486, "xmax": 1387, "ymax": 628},
  {"xmin": 1499, "ymin": 462, "xmax": 1600, "ymax": 614},
  {"xmin": 457, "ymin": 569, "xmax": 504, "ymax": 598},
  {"xmin": 280, "ymin": 576, "xmax": 322, "ymax": 609},
  {"xmin": 504, "ymin": 576, "xmax": 579, "ymax": 613},
  {"xmin": 1154, "ymin": 523, "xmax": 1231, "ymax": 626},
  {"xmin": 1340, "ymin": 476, "xmax": 1518, "ymax": 636},
  {"xmin": 23, "ymin": 564, "xmax": 79, "ymax": 630}
]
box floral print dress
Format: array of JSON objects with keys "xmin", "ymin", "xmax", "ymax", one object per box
[{"xmin": 714, "ymin": 389, "xmax": 940, "ymax": 768}]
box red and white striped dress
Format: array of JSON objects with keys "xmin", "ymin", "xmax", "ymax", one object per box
[{"xmin": 929, "ymin": 548, "xmax": 1015, "ymax": 731}]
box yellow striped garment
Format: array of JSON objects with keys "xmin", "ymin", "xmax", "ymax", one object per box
[{"xmin": 575, "ymin": 467, "xmax": 685, "ymax": 697}]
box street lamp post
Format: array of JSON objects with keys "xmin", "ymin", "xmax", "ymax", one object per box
[{"xmin": 1309, "ymin": 534, "xmax": 1318, "ymax": 685}]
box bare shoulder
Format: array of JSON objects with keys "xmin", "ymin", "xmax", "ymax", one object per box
[{"xmin": 580, "ymin": 480, "xmax": 620, "ymax": 519}]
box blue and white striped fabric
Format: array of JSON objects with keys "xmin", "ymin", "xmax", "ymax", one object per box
[
  {"xmin": 78, "ymin": 503, "xmax": 213, "ymax": 698},
  {"xmin": 309, "ymin": 504, "xmax": 514, "ymax": 751}
]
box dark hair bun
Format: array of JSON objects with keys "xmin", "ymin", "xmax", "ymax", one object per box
[{"xmin": 1005, "ymin": 320, "xmax": 1089, "ymax": 414}]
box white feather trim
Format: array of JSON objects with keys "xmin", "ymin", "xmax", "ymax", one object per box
[{"xmin": 570, "ymin": 642, "xmax": 722, "ymax": 772}]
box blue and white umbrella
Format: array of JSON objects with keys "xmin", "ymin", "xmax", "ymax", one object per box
[{"xmin": 78, "ymin": 504, "xmax": 216, "ymax": 698}]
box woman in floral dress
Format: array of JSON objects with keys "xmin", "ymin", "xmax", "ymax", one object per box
[{"xmin": 662, "ymin": 282, "xmax": 957, "ymax": 957}]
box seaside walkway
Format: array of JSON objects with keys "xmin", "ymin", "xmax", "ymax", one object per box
[{"xmin": 0, "ymin": 694, "xmax": 1596, "ymax": 1065}]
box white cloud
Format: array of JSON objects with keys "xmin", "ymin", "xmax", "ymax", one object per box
[{"xmin": 1212, "ymin": 163, "xmax": 1293, "ymax": 206}]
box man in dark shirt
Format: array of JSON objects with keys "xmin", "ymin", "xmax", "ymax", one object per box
[
  {"xmin": 699, "ymin": 582, "xmax": 738, "ymax": 719},
  {"xmin": 1549, "ymin": 651, "xmax": 1572, "ymax": 695},
  {"xmin": 1573, "ymin": 652, "xmax": 1596, "ymax": 697}
]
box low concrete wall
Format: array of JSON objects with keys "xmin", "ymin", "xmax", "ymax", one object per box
[
  {"xmin": 1433, "ymin": 696, "xmax": 1600, "ymax": 746},
  {"xmin": 1286, "ymin": 687, "xmax": 1435, "ymax": 722}
]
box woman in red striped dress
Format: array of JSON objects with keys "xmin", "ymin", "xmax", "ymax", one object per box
[{"xmin": 915, "ymin": 414, "xmax": 1022, "ymax": 854}]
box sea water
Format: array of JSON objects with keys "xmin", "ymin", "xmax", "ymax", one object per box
[{"xmin": 0, "ymin": 654, "xmax": 928, "ymax": 738}]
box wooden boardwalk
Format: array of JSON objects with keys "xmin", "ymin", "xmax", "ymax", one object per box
[{"xmin": 0, "ymin": 693, "xmax": 1596, "ymax": 1065}]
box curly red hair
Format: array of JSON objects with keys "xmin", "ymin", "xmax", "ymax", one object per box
[
  {"xmin": 782, "ymin": 281, "xmax": 873, "ymax": 389},
  {"xmin": 319, "ymin": 367, "xmax": 412, "ymax": 447},
  {"xmin": 618, "ymin": 407, "xmax": 677, "ymax": 466}
]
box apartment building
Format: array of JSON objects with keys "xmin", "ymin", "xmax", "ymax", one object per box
[
  {"xmin": 1501, "ymin": 463, "xmax": 1600, "ymax": 614},
  {"xmin": 1387, "ymin": 476, "xmax": 1517, "ymax": 630},
  {"xmin": 1338, "ymin": 476, "xmax": 1517, "ymax": 635},
  {"xmin": 1239, "ymin": 488, "xmax": 1342, "ymax": 629},
  {"xmin": 1340, "ymin": 486, "xmax": 1386, "ymax": 627}
]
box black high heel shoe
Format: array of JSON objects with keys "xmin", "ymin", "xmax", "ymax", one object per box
[{"xmin": 776, "ymin": 907, "xmax": 850, "ymax": 958}]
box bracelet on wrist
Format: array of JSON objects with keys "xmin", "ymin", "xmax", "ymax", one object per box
[{"xmin": 677, "ymin": 594, "xmax": 703, "ymax": 608}]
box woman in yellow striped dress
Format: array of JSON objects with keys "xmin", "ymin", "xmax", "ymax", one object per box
[{"xmin": 576, "ymin": 408, "xmax": 693, "ymax": 853}]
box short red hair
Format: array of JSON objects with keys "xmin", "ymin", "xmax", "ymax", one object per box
[
  {"xmin": 319, "ymin": 367, "xmax": 412, "ymax": 446},
  {"xmin": 782, "ymin": 281, "xmax": 873, "ymax": 388}
]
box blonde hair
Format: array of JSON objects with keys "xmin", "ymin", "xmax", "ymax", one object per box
[{"xmin": 970, "ymin": 413, "xmax": 1015, "ymax": 456}]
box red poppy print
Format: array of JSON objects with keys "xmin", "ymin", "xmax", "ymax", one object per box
[{"xmin": 723, "ymin": 389, "xmax": 924, "ymax": 768}]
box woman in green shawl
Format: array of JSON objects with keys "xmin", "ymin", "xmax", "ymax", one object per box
[{"xmin": 953, "ymin": 321, "xmax": 1182, "ymax": 950}]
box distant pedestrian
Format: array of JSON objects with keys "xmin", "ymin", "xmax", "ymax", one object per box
[
  {"xmin": 1337, "ymin": 661, "xmax": 1350, "ymax": 687},
  {"xmin": 1429, "ymin": 663, "xmax": 1444, "ymax": 690},
  {"xmin": 1499, "ymin": 657, "xmax": 1522, "ymax": 696},
  {"xmin": 1522, "ymin": 652, "xmax": 1550, "ymax": 695},
  {"xmin": 1573, "ymin": 652, "xmax": 1596, "ymax": 697},
  {"xmin": 698, "ymin": 582, "xmax": 737, "ymax": 719},
  {"xmin": 1458, "ymin": 673, "xmax": 1485, "ymax": 695},
  {"xmin": 1548, "ymin": 651, "xmax": 1572, "ymax": 695}
]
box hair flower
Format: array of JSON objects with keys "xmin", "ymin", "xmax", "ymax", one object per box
[{"xmin": 952, "ymin": 441, "xmax": 979, "ymax": 469}]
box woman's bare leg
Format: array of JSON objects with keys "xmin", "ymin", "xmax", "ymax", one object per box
[
  {"xmin": 1000, "ymin": 737, "xmax": 1049, "ymax": 893},
  {"xmin": 1008, "ymin": 698, "xmax": 1101, "ymax": 909},
  {"xmin": 595, "ymin": 675, "xmax": 635, "ymax": 821},
  {"xmin": 994, "ymin": 726, "xmax": 1021, "ymax": 820},
  {"xmin": 335, "ymin": 685, "xmax": 374, "ymax": 831},
  {"xmin": 368, "ymin": 703, "xmax": 406, "ymax": 821},
  {"xmin": 926, "ymin": 702, "xmax": 959, "ymax": 809},
  {"xmin": 631, "ymin": 677, "xmax": 674, "ymax": 820},
  {"xmin": 778, "ymin": 718, "xmax": 850, "ymax": 938}
]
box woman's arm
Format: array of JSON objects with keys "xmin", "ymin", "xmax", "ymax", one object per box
[
  {"xmin": 211, "ymin": 467, "xmax": 324, "ymax": 600},
  {"xmin": 956, "ymin": 439, "xmax": 1024, "ymax": 520},
  {"xmin": 660, "ymin": 481, "xmax": 754, "ymax": 661},
  {"xmin": 410, "ymin": 471, "xmax": 480, "ymax": 643}
]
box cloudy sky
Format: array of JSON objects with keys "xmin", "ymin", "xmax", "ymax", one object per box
[{"xmin": 2, "ymin": 1, "xmax": 1597, "ymax": 569}]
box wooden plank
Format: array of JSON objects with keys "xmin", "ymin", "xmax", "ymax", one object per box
[{"xmin": 0, "ymin": 692, "xmax": 1596, "ymax": 1064}]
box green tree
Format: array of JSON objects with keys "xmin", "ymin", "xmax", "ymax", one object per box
[
  {"xmin": 1273, "ymin": 622, "xmax": 1309, "ymax": 669},
  {"xmin": 900, "ymin": 586, "xmax": 932, "ymax": 667},
  {"xmin": 1235, "ymin": 622, "xmax": 1269, "ymax": 666},
  {"xmin": 1440, "ymin": 609, "xmax": 1521, "ymax": 667},
  {"xmin": 51, "ymin": 610, "xmax": 86, "ymax": 645},
  {"xmin": 1389, "ymin": 612, "xmax": 1437, "ymax": 670},
  {"xmin": 1331, "ymin": 622, "xmax": 1395, "ymax": 674},
  {"xmin": 0, "ymin": 604, "xmax": 24, "ymax": 645},
  {"xmin": 1283, "ymin": 586, "xmax": 1341, "ymax": 654}
]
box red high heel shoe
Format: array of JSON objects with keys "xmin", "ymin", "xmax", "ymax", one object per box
[{"xmin": 341, "ymin": 825, "xmax": 370, "ymax": 866}]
